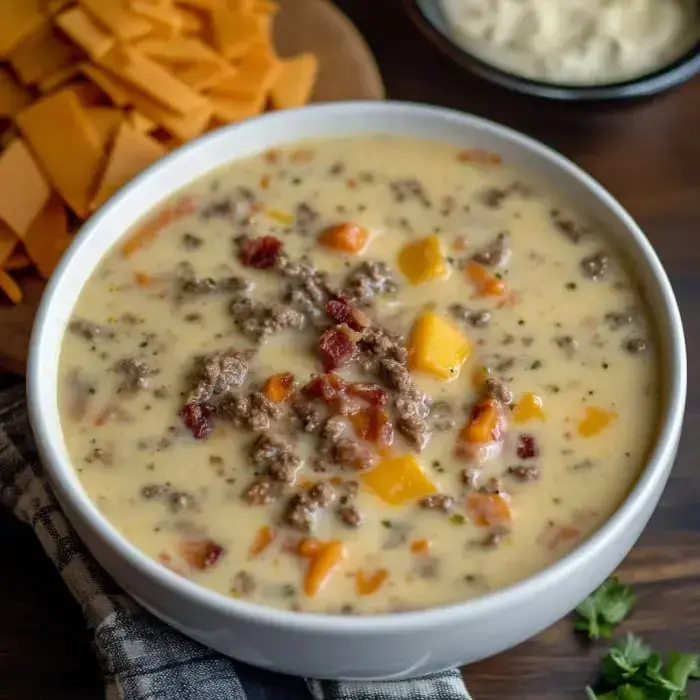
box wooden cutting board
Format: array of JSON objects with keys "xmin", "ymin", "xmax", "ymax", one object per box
[{"xmin": 0, "ymin": 0, "xmax": 384, "ymax": 376}]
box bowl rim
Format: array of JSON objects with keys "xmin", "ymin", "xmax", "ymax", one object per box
[
  {"xmin": 27, "ymin": 100, "xmax": 687, "ymax": 634},
  {"xmin": 403, "ymin": 0, "xmax": 700, "ymax": 100}
]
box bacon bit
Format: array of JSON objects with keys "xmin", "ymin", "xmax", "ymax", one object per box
[
  {"xmin": 452, "ymin": 236, "xmax": 468, "ymax": 252},
  {"xmin": 516, "ymin": 433, "xmax": 539, "ymax": 460},
  {"xmin": 466, "ymin": 492, "xmax": 512, "ymax": 527},
  {"xmin": 259, "ymin": 174, "xmax": 270, "ymax": 189},
  {"xmin": 302, "ymin": 373, "xmax": 346, "ymax": 403},
  {"xmin": 179, "ymin": 538, "xmax": 225, "ymax": 570},
  {"xmin": 347, "ymin": 382, "xmax": 387, "ymax": 406},
  {"xmin": 457, "ymin": 149, "xmax": 502, "ymax": 165},
  {"xmin": 460, "ymin": 399, "xmax": 503, "ymax": 443},
  {"xmin": 290, "ymin": 149, "xmax": 314, "ymax": 163},
  {"xmin": 122, "ymin": 197, "xmax": 196, "ymax": 257},
  {"xmin": 263, "ymin": 372, "xmax": 295, "ymax": 402},
  {"xmin": 578, "ymin": 406, "xmax": 617, "ymax": 437},
  {"xmin": 346, "ymin": 177, "xmax": 358, "ymax": 189},
  {"xmin": 249, "ymin": 526, "xmax": 275, "ymax": 557},
  {"xmin": 180, "ymin": 401, "xmax": 214, "ymax": 439},
  {"xmin": 465, "ymin": 260, "xmax": 508, "ymax": 296},
  {"xmin": 349, "ymin": 406, "xmax": 394, "ymax": 448},
  {"xmin": 355, "ymin": 568, "xmax": 388, "ymax": 596},
  {"xmin": 513, "ymin": 393, "xmax": 546, "ymax": 423},
  {"xmin": 264, "ymin": 148, "xmax": 280, "ymax": 164},
  {"xmin": 326, "ymin": 297, "xmax": 369, "ymax": 331},
  {"xmin": 410, "ymin": 539, "xmax": 431, "ymax": 554},
  {"xmin": 319, "ymin": 325, "xmax": 357, "ymax": 370},
  {"xmin": 319, "ymin": 222, "xmax": 369, "ymax": 253},
  {"xmin": 134, "ymin": 271, "xmax": 151, "ymax": 287},
  {"xmin": 471, "ymin": 365, "xmax": 491, "ymax": 388},
  {"xmin": 238, "ymin": 235, "xmax": 282, "ymax": 269},
  {"xmin": 266, "ymin": 208, "xmax": 294, "ymax": 224}
]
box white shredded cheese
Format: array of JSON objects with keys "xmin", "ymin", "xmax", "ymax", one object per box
[{"xmin": 440, "ymin": 0, "xmax": 700, "ymax": 85}]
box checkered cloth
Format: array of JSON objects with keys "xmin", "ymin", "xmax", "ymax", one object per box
[{"xmin": 0, "ymin": 385, "xmax": 471, "ymax": 700}]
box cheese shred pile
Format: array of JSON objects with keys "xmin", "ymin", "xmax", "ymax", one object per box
[
  {"xmin": 0, "ymin": 0, "xmax": 319, "ymax": 304},
  {"xmin": 441, "ymin": 0, "xmax": 699, "ymax": 85}
]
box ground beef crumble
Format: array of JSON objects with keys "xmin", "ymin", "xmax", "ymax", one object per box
[
  {"xmin": 418, "ymin": 494, "xmax": 454, "ymax": 512},
  {"xmin": 337, "ymin": 505, "xmax": 363, "ymax": 527},
  {"xmin": 342, "ymin": 261, "xmax": 398, "ymax": 305},
  {"xmin": 471, "ymin": 232, "xmax": 510, "ymax": 267},
  {"xmin": 218, "ymin": 391, "xmax": 283, "ymax": 431},
  {"xmin": 186, "ymin": 349, "xmax": 250, "ymax": 404},
  {"xmin": 114, "ymin": 357, "xmax": 158, "ymax": 394},
  {"xmin": 380, "ymin": 359, "xmax": 432, "ymax": 450},
  {"xmin": 275, "ymin": 255, "xmax": 333, "ymax": 325},
  {"xmin": 250, "ymin": 433, "xmax": 301, "ymax": 484},
  {"xmin": 68, "ymin": 318, "xmax": 115, "ymax": 342},
  {"xmin": 229, "ymin": 297, "xmax": 305, "ymax": 341},
  {"xmin": 449, "ymin": 304, "xmax": 491, "ymax": 328},
  {"xmin": 242, "ymin": 476, "xmax": 281, "ymax": 505},
  {"xmin": 283, "ymin": 482, "xmax": 336, "ymax": 532},
  {"xmin": 580, "ymin": 251, "xmax": 609, "ymax": 280}
]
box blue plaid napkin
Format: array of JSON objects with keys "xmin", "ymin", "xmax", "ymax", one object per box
[{"xmin": 0, "ymin": 384, "xmax": 471, "ymax": 700}]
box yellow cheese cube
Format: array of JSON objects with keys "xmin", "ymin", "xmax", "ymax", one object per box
[{"xmin": 407, "ymin": 310, "xmax": 471, "ymax": 379}]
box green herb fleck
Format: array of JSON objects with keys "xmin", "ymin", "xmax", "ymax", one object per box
[
  {"xmin": 575, "ymin": 577, "xmax": 636, "ymax": 640},
  {"xmin": 586, "ymin": 634, "xmax": 700, "ymax": 700},
  {"xmin": 450, "ymin": 513, "xmax": 466, "ymax": 525}
]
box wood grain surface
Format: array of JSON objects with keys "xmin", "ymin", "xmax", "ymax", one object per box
[{"xmin": 2, "ymin": 1, "xmax": 700, "ymax": 698}]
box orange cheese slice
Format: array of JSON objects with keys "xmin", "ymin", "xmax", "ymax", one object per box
[
  {"xmin": 22, "ymin": 195, "xmax": 72, "ymax": 279},
  {"xmin": 63, "ymin": 79, "xmax": 106, "ymax": 106},
  {"xmin": 0, "ymin": 67, "xmax": 32, "ymax": 117},
  {"xmin": 97, "ymin": 46, "xmax": 209, "ymax": 115},
  {"xmin": 86, "ymin": 107, "xmax": 123, "ymax": 147},
  {"xmin": 102, "ymin": 71, "xmax": 212, "ymax": 141},
  {"xmin": 136, "ymin": 36, "xmax": 224, "ymax": 66},
  {"xmin": 212, "ymin": 8, "xmax": 260, "ymax": 61},
  {"xmin": 270, "ymin": 53, "xmax": 318, "ymax": 110},
  {"xmin": 9, "ymin": 24, "xmax": 82, "ymax": 85},
  {"xmin": 176, "ymin": 62, "xmax": 232, "ymax": 91},
  {"xmin": 174, "ymin": 6, "xmax": 208, "ymax": 36},
  {"xmin": 16, "ymin": 89, "xmax": 105, "ymax": 217},
  {"xmin": 208, "ymin": 40, "xmax": 280, "ymax": 100},
  {"xmin": 0, "ymin": 0, "xmax": 45, "ymax": 58},
  {"xmin": 130, "ymin": 1, "xmax": 183, "ymax": 34},
  {"xmin": 37, "ymin": 63, "xmax": 83, "ymax": 93},
  {"xmin": 91, "ymin": 122, "xmax": 166, "ymax": 210},
  {"xmin": 41, "ymin": 0, "xmax": 73, "ymax": 15},
  {"xmin": 0, "ymin": 139, "xmax": 51, "ymax": 238},
  {"xmin": 127, "ymin": 109, "xmax": 156, "ymax": 133},
  {"xmin": 0, "ymin": 267, "xmax": 22, "ymax": 303},
  {"xmin": 77, "ymin": 0, "xmax": 153, "ymax": 42},
  {"xmin": 0, "ymin": 224, "xmax": 17, "ymax": 265},
  {"xmin": 55, "ymin": 6, "xmax": 116, "ymax": 59},
  {"xmin": 210, "ymin": 92, "xmax": 266, "ymax": 124},
  {"xmin": 253, "ymin": 0, "xmax": 279, "ymax": 15},
  {"xmin": 4, "ymin": 249, "xmax": 31, "ymax": 270},
  {"xmin": 80, "ymin": 63, "xmax": 132, "ymax": 106}
]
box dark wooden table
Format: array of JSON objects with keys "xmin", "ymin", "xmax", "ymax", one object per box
[{"xmin": 2, "ymin": 2, "xmax": 700, "ymax": 698}]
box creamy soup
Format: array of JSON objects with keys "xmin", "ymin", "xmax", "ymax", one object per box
[{"xmin": 58, "ymin": 136, "xmax": 658, "ymax": 614}]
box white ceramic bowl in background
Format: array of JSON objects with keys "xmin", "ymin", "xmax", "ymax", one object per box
[{"xmin": 27, "ymin": 102, "xmax": 686, "ymax": 680}]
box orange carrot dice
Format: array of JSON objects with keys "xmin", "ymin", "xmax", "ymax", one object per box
[
  {"xmin": 465, "ymin": 260, "xmax": 507, "ymax": 296},
  {"xmin": 466, "ymin": 492, "xmax": 512, "ymax": 527},
  {"xmin": 318, "ymin": 222, "xmax": 369, "ymax": 253},
  {"xmin": 263, "ymin": 372, "xmax": 294, "ymax": 402}
]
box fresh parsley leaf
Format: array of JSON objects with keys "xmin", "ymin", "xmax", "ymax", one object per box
[
  {"xmin": 664, "ymin": 652, "xmax": 700, "ymax": 690},
  {"xmin": 588, "ymin": 634, "xmax": 700, "ymax": 700},
  {"xmin": 575, "ymin": 578, "xmax": 637, "ymax": 640}
]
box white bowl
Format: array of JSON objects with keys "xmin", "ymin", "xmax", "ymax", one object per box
[{"xmin": 27, "ymin": 102, "xmax": 686, "ymax": 680}]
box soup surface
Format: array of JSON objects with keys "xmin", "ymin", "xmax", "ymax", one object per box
[{"xmin": 59, "ymin": 136, "xmax": 658, "ymax": 614}]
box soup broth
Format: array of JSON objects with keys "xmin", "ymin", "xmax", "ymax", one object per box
[{"xmin": 58, "ymin": 136, "xmax": 658, "ymax": 614}]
